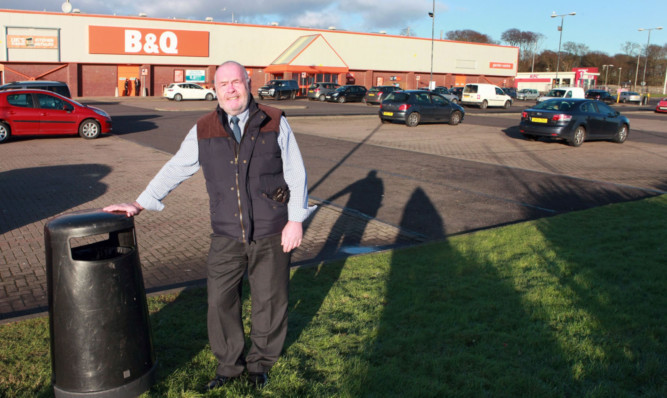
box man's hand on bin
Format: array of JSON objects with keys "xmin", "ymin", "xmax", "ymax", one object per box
[{"xmin": 103, "ymin": 201, "xmax": 144, "ymax": 217}]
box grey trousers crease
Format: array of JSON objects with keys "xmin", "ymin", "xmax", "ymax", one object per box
[{"xmin": 206, "ymin": 234, "xmax": 290, "ymax": 377}]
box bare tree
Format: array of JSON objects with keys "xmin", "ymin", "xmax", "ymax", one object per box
[
  {"xmin": 445, "ymin": 29, "xmax": 495, "ymax": 44},
  {"xmin": 400, "ymin": 27, "xmax": 416, "ymax": 37},
  {"xmin": 502, "ymin": 29, "xmax": 545, "ymax": 72}
]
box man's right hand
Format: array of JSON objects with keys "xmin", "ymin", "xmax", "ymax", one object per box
[{"xmin": 103, "ymin": 201, "xmax": 144, "ymax": 217}]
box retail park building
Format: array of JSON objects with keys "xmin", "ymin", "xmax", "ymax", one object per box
[{"xmin": 0, "ymin": 9, "xmax": 522, "ymax": 98}]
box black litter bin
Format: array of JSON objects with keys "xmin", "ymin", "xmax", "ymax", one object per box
[{"xmin": 45, "ymin": 209, "xmax": 156, "ymax": 398}]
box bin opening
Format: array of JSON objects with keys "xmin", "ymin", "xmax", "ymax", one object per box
[{"xmin": 70, "ymin": 228, "xmax": 136, "ymax": 261}]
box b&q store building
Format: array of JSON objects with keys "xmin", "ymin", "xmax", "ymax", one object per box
[{"xmin": 0, "ymin": 9, "xmax": 518, "ymax": 98}]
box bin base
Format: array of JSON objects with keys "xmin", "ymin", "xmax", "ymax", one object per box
[{"xmin": 53, "ymin": 361, "xmax": 157, "ymax": 398}]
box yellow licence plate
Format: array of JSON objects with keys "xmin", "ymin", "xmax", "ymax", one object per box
[
  {"xmin": 369, "ymin": 93, "xmax": 375, "ymax": 96},
  {"xmin": 531, "ymin": 117, "xmax": 548, "ymax": 123},
  {"xmin": 382, "ymin": 111, "xmax": 393, "ymax": 116}
]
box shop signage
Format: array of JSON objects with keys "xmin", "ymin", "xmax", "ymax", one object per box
[
  {"xmin": 7, "ymin": 35, "xmax": 58, "ymax": 49},
  {"xmin": 489, "ymin": 62, "xmax": 513, "ymax": 70},
  {"xmin": 186, "ymin": 70, "xmax": 206, "ymax": 82},
  {"xmin": 89, "ymin": 26, "xmax": 209, "ymax": 57}
]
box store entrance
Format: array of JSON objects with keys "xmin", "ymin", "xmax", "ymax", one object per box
[
  {"xmin": 117, "ymin": 65, "xmax": 141, "ymax": 97},
  {"xmin": 298, "ymin": 73, "xmax": 340, "ymax": 96}
]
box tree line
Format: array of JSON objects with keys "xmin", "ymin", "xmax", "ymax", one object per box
[{"xmin": 441, "ymin": 28, "xmax": 667, "ymax": 88}]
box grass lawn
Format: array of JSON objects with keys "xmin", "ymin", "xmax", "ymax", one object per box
[{"xmin": 1, "ymin": 195, "xmax": 665, "ymax": 397}]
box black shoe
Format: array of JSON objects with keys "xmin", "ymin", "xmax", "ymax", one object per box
[
  {"xmin": 247, "ymin": 372, "xmax": 269, "ymax": 388},
  {"xmin": 206, "ymin": 374, "xmax": 234, "ymax": 391}
]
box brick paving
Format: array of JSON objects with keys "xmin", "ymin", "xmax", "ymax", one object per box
[{"xmin": 2, "ymin": 98, "xmax": 665, "ymax": 323}]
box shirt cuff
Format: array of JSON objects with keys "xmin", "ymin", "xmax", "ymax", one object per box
[{"xmin": 136, "ymin": 191, "xmax": 165, "ymax": 211}]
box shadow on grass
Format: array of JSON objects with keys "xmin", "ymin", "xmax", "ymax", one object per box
[{"xmin": 345, "ymin": 186, "xmax": 579, "ymax": 397}]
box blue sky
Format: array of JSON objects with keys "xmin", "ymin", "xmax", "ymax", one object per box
[{"xmin": 3, "ymin": 0, "xmax": 665, "ymax": 56}]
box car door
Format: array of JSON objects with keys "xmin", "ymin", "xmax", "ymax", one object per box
[
  {"xmin": 430, "ymin": 94, "xmax": 451, "ymax": 121},
  {"xmin": 414, "ymin": 92, "xmax": 435, "ymax": 121},
  {"xmin": 593, "ymin": 102, "xmax": 621, "ymax": 138},
  {"xmin": 578, "ymin": 100, "xmax": 604, "ymax": 138},
  {"xmin": 3, "ymin": 92, "xmax": 40, "ymax": 134},
  {"xmin": 36, "ymin": 93, "xmax": 77, "ymax": 135},
  {"xmin": 492, "ymin": 87, "xmax": 505, "ymax": 106}
]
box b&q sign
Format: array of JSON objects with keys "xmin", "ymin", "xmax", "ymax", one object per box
[{"xmin": 89, "ymin": 26, "xmax": 209, "ymax": 57}]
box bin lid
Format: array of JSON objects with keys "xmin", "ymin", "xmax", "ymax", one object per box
[{"xmin": 45, "ymin": 209, "xmax": 134, "ymax": 239}]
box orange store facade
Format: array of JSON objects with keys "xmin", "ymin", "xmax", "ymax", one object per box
[{"xmin": 0, "ymin": 9, "xmax": 519, "ymax": 98}]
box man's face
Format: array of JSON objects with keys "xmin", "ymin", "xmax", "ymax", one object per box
[{"xmin": 215, "ymin": 63, "xmax": 250, "ymax": 116}]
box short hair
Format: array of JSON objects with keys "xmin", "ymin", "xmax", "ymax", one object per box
[{"xmin": 216, "ymin": 61, "xmax": 249, "ymax": 84}]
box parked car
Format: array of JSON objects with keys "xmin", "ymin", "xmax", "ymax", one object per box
[
  {"xmin": 450, "ymin": 86, "xmax": 464, "ymax": 100},
  {"xmin": 537, "ymin": 86, "xmax": 585, "ymax": 102},
  {"xmin": 0, "ymin": 89, "xmax": 112, "ymax": 143},
  {"xmin": 461, "ymin": 83, "xmax": 513, "ymax": 109},
  {"xmin": 258, "ymin": 79, "xmax": 299, "ymax": 100},
  {"xmin": 519, "ymin": 98, "xmax": 629, "ymax": 147},
  {"xmin": 430, "ymin": 86, "xmax": 459, "ymax": 104},
  {"xmin": 364, "ymin": 85, "xmax": 401, "ymax": 105},
  {"xmin": 516, "ymin": 88, "xmax": 539, "ymax": 101},
  {"xmin": 325, "ymin": 85, "xmax": 367, "ymax": 103},
  {"xmin": 585, "ymin": 89, "xmax": 615, "ymax": 104},
  {"xmin": 502, "ymin": 87, "xmax": 517, "ymax": 99},
  {"xmin": 163, "ymin": 83, "xmax": 216, "ymax": 101},
  {"xmin": 379, "ymin": 90, "xmax": 465, "ymax": 127},
  {"xmin": 306, "ymin": 82, "xmax": 340, "ymax": 101},
  {"xmin": 0, "ymin": 80, "xmax": 72, "ymax": 98},
  {"xmin": 616, "ymin": 91, "xmax": 641, "ymax": 104},
  {"xmin": 656, "ymin": 98, "xmax": 667, "ymax": 113}
]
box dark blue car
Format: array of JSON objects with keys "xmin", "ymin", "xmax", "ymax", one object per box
[
  {"xmin": 519, "ymin": 98, "xmax": 629, "ymax": 147},
  {"xmin": 379, "ymin": 90, "xmax": 465, "ymax": 127}
]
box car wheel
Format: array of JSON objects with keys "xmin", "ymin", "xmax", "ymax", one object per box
[
  {"xmin": 319, "ymin": 94, "xmax": 326, "ymax": 101},
  {"xmin": 451, "ymin": 98, "xmax": 458, "ymax": 104},
  {"xmin": 174, "ymin": 93, "xmax": 183, "ymax": 102},
  {"xmin": 406, "ymin": 112, "xmax": 420, "ymax": 127},
  {"xmin": 274, "ymin": 92, "xmax": 280, "ymax": 100},
  {"xmin": 613, "ymin": 124, "xmax": 628, "ymax": 143},
  {"xmin": 0, "ymin": 122, "xmax": 11, "ymax": 143},
  {"xmin": 504, "ymin": 100, "xmax": 511, "ymax": 109},
  {"xmin": 290, "ymin": 91, "xmax": 296, "ymax": 100},
  {"xmin": 380, "ymin": 117, "xmax": 390, "ymax": 124},
  {"xmin": 205, "ymin": 93, "xmax": 214, "ymax": 101},
  {"xmin": 480, "ymin": 100, "xmax": 488, "ymax": 109},
  {"xmin": 569, "ymin": 126, "xmax": 585, "ymax": 147},
  {"xmin": 449, "ymin": 111, "xmax": 462, "ymax": 126},
  {"xmin": 79, "ymin": 119, "xmax": 101, "ymax": 139},
  {"xmin": 337, "ymin": 96, "xmax": 346, "ymax": 103}
]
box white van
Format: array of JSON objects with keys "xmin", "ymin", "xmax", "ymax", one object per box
[
  {"xmin": 461, "ymin": 83, "xmax": 513, "ymax": 109},
  {"xmin": 537, "ymin": 86, "xmax": 585, "ymax": 102}
]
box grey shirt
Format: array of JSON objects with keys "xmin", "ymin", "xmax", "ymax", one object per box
[{"xmin": 136, "ymin": 109, "xmax": 315, "ymax": 222}]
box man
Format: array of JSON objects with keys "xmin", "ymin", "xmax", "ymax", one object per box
[{"xmin": 104, "ymin": 61, "xmax": 314, "ymax": 390}]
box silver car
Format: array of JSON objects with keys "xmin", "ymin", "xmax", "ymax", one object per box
[
  {"xmin": 517, "ymin": 88, "xmax": 539, "ymax": 101},
  {"xmin": 617, "ymin": 91, "xmax": 641, "ymax": 104}
]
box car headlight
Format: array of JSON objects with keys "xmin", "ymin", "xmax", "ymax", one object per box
[
  {"xmin": 269, "ymin": 88, "xmax": 275, "ymax": 94},
  {"xmin": 92, "ymin": 108, "xmax": 109, "ymax": 118}
]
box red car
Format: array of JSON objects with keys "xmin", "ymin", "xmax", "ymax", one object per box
[
  {"xmin": 656, "ymin": 97, "xmax": 667, "ymax": 113},
  {"xmin": 0, "ymin": 89, "xmax": 112, "ymax": 143}
]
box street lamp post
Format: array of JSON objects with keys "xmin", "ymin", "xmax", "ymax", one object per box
[
  {"xmin": 428, "ymin": 1, "xmax": 435, "ymax": 90},
  {"xmin": 602, "ymin": 64, "xmax": 613, "ymax": 89},
  {"xmin": 638, "ymin": 26, "xmax": 663, "ymax": 94},
  {"xmin": 617, "ymin": 67, "xmax": 622, "ymax": 89},
  {"xmin": 551, "ymin": 11, "xmax": 576, "ymax": 87}
]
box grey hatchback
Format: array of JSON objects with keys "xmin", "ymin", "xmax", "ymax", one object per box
[
  {"xmin": 306, "ymin": 82, "xmax": 340, "ymax": 101},
  {"xmin": 363, "ymin": 85, "xmax": 400, "ymax": 105}
]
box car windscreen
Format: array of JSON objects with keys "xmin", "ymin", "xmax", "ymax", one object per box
[
  {"xmin": 463, "ymin": 85, "xmax": 478, "ymax": 94},
  {"xmin": 533, "ymin": 99, "xmax": 578, "ymax": 111},
  {"xmin": 545, "ymin": 89, "xmax": 566, "ymax": 97},
  {"xmin": 384, "ymin": 92, "xmax": 409, "ymax": 102}
]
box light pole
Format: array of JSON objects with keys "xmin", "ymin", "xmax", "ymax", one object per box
[
  {"xmin": 551, "ymin": 11, "xmax": 576, "ymax": 87},
  {"xmin": 638, "ymin": 26, "xmax": 663, "ymax": 93},
  {"xmin": 428, "ymin": 1, "xmax": 435, "ymax": 90},
  {"xmin": 617, "ymin": 67, "xmax": 622, "ymax": 89},
  {"xmin": 602, "ymin": 64, "xmax": 613, "ymax": 89}
]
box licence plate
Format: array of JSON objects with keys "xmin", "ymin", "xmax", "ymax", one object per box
[
  {"xmin": 531, "ymin": 117, "xmax": 548, "ymax": 123},
  {"xmin": 382, "ymin": 111, "xmax": 393, "ymax": 116},
  {"xmin": 369, "ymin": 93, "xmax": 375, "ymax": 96}
]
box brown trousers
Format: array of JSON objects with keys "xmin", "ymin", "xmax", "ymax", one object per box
[{"xmin": 206, "ymin": 234, "xmax": 290, "ymax": 376}]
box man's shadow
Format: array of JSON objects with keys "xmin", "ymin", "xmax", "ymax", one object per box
[{"xmin": 287, "ymin": 170, "xmax": 384, "ymax": 348}]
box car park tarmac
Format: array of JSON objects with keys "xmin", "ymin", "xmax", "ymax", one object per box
[{"xmin": 1, "ymin": 97, "xmax": 665, "ymax": 322}]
